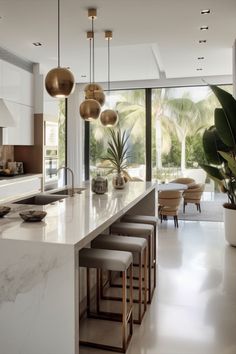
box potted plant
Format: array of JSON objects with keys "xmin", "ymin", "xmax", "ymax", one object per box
[
  {"xmin": 201, "ymin": 85, "xmax": 236, "ymax": 246},
  {"xmin": 103, "ymin": 128, "xmax": 131, "ymax": 189}
]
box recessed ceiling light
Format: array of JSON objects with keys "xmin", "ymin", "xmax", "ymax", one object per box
[
  {"xmin": 198, "ymin": 56, "xmax": 205, "ymax": 60},
  {"xmin": 200, "ymin": 26, "xmax": 209, "ymax": 31},
  {"xmin": 33, "ymin": 42, "xmax": 42, "ymax": 47},
  {"xmin": 199, "ymin": 39, "xmax": 207, "ymax": 43},
  {"xmin": 201, "ymin": 9, "xmax": 210, "ymax": 14},
  {"xmin": 197, "ymin": 68, "xmax": 203, "ymax": 71}
]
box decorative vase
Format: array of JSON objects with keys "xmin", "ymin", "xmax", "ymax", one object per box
[
  {"xmin": 91, "ymin": 174, "xmax": 108, "ymax": 194},
  {"xmin": 112, "ymin": 173, "xmax": 125, "ymax": 189}
]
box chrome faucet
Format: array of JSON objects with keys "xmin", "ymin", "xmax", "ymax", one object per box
[{"xmin": 57, "ymin": 166, "xmax": 75, "ymax": 197}]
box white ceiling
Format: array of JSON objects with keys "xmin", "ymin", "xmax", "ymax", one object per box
[{"xmin": 0, "ymin": 0, "xmax": 235, "ymax": 83}]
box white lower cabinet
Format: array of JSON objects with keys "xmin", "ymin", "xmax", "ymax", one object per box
[{"xmin": 2, "ymin": 101, "xmax": 34, "ymax": 145}]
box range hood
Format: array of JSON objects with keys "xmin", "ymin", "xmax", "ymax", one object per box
[{"xmin": 0, "ymin": 99, "xmax": 15, "ymax": 127}]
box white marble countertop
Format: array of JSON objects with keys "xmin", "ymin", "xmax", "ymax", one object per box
[{"xmin": 0, "ymin": 182, "xmax": 156, "ymax": 247}]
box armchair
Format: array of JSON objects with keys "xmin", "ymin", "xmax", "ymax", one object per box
[
  {"xmin": 158, "ymin": 190, "xmax": 182, "ymax": 227},
  {"xmin": 183, "ymin": 183, "xmax": 205, "ymax": 213}
]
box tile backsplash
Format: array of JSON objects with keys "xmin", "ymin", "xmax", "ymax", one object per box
[{"xmin": 0, "ymin": 146, "xmax": 14, "ymax": 166}]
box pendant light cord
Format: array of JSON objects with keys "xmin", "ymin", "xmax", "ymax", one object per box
[
  {"xmin": 58, "ymin": 0, "xmax": 60, "ymax": 67},
  {"xmin": 89, "ymin": 38, "xmax": 92, "ymax": 84},
  {"xmin": 108, "ymin": 37, "xmax": 110, "ymax": 92},
  {"xmin": 92, "ymin": 16, "xmax": 95, "ymax": 83}
]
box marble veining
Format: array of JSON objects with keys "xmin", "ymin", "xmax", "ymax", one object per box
[{"xmin": 0, "ymin": 252, "xmax": 60, "ymax": 305}]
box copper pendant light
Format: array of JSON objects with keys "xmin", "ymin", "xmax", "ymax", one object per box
[
  {"xmin": 80, "ymin": 10, "xmax": 102, "ymax": 121},
  {"xmin": 45, "ymin": 0, "xmax": 75, "ymax": 98},
  {"xmin": 100, "ymin": 31, "xmax": 118, "ymax": 127},
  {"xmin": 79, "ymin": 99, "xmax": 101, "ymax": 121}
]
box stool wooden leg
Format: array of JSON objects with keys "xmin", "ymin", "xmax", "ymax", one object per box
[
  {"xmin": 153, "ymin": 226, "xmax": 157, "ymax": 289},
  {"xmin": 129, "ymin": 264, "xmax": 133, "ymax": 337},
  {"xmin": 143, "ymin": 247, "xmax": 147, "ymax": 313},
  {"xmin": 96, "ymin": 269, "xmax": 100, "ymax": 313},
  {"xmin": 87, "ymin": 268, "xmax": 90, "ymax": 316},
  {"xmin": 138, "ymin": 252, "xmax": 142, "ymax": 324},
  {"xmin": 122, "ymin": 270, "xmax": 127, "ymax": 352},
  {"xmin": 148, "ymin": 237, "xmax": 152, "ymax": 304}
]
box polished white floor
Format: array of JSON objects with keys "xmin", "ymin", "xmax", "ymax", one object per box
[{"xmin": 80, "ymin": 220, "xmax": 236, "ymax": 354}]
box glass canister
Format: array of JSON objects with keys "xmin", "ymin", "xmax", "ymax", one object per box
[{"xmin": 91, "ymin": 173, "xmax": 108, "ymax": 194}]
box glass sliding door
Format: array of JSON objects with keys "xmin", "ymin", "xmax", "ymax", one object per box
[{"xmin": 89, "ymin": 89, "xmax": 146, "ymax": 180}]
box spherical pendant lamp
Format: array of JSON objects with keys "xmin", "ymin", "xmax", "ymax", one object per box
[
  {"xmin": 45, "ymin": 67, "xmax": 75, "ymax": 98},
  {"xmin": 85, "ymin": 89, "xmax": 105, "ymax": 106},
  {"xmin": 80, "ymin": 99, "xmax": 101, "ymax": 121},
  {"xmin": 100, "ymin": 109, "xmax": 118, "ymax": 127},
  {"xmin": 84, "ymin": 83, "xmax": 103, "ymax": 93},
  {"xmin": 84, "ymin": 82, "xmax": 105, "ymax": 106},
  {"xmin": 45, "ymin": 0, "xmax": 75, "ymax": 98},
  {"xmin": 100, "ymin": 31, "xmax": 118, "ymax": 127}
]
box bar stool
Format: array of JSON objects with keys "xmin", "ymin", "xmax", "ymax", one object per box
[
  {"xmin": 92, "ymin": 234, "xmax": 147, "ymax": 324},
  {"xmin": 121, "ymin": 214, "xmax": 157, "ymax": 289},
  {"xmin": 79, "ymin": 247, "xmax": 133, "ymax": 353},
  {"xmin": 110, "ymin": 222, "xmax": 155, "ymax": 303}
]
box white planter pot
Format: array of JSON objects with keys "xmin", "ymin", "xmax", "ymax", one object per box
[{"xmin": 224, "ymin": 206, "xmax": 236, "ymax": 246}]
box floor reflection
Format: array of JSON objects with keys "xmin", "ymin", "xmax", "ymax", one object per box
[{"xmin": 80, "ymin": 221, "xmax": 236, "ymax": 354}]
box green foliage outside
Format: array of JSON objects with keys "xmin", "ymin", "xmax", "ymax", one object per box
[{"xmin": 89, "ymin": 85, "xmax": 232, "ymax": 179}]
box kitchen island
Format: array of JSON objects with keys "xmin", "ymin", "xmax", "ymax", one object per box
[{"xmin": 0, "ymin": 182, "xmax": 156, "ymax": 354}]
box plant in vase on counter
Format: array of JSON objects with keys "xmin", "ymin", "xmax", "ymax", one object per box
[
  {"xmin": 103, "ymin": 128, "xmax": 131, "ymax": 189},
  {"xmin": 200, "ymin": 85, "xmax": 236, "ymax": 246}
]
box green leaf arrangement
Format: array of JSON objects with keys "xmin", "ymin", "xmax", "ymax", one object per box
[
  {"xmin": 200, "ymin": 85, "xmax": 236, "ymax": 206},
  {"xmin": 103, "ymin": 128, "xmax": 131, "ymax": 175}
]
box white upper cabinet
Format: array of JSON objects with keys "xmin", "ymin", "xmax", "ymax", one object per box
[
  {"xmin": 0, "ymin": 60, "xmax": 3, "ymax": 98},
  {"xmin": 2, "ymin": 101, "xmax": 34, "ymax": 145},
  {"xmin": 1, "ymin": 61, "xmax": 33, "ymax": 106}
]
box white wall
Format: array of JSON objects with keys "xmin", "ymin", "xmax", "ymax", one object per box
[{"xmin": 67, "ymin": 84, "xmax": 84, "ymax": 186}]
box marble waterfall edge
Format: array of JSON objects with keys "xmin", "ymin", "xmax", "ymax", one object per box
[{"xmin": 0, "ymin": 240, "xmax": 77, "ymax": 354}]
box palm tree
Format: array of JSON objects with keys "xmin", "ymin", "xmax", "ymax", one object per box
[
  {"xmin": 152, "ymin": 88, "xmax": 174, "ymax": 170},
  {"xmin": 164, "ymin": 97, "xmax": 201, "ymax": 172}
]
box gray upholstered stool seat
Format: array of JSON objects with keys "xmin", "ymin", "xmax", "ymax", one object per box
[
  {"xmin": 91, "ymin": 234, "xmax": 147, "ymax": 324},
  {"xmin": 110, "ymin": 222, "xmax": 155, "ymax": 304},
  {"xmin": 121, "ymin": 214, "xmax": 157, "ymax": 291},
  {"xmin": 122, "ymin": 214, "xmax": 157, "ymax": 226},
  {"xmin": 79, "ymin": 247, "xmax": 132, "ymax": 272},
  {"xmin": 92, "ymin": 234, "xmax": 147, "ymax": 253},
  {"xmin": 111, "ymin": 221, "xmax": 154, "ymax": 236},
  {"xmin": 79, "ymin": 247, "xmax": 133, "ymax": 353}
]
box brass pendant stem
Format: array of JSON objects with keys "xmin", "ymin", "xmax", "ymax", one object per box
[{"xmin": 58, "ymin": 0, "xmax": 60, "ymax": 67}]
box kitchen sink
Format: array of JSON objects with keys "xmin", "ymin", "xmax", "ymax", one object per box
[
  {"xmin": 13, "ymin": 194, "xmax": 67, "ymax": 205},
  {"xmin": 50, "ymin": 187, "xmax": 86, "ymax": 196}
]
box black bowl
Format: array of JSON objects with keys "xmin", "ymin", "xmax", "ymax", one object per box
[
  {"xmin": 19, "ymin": 210, "xmax": 47, "ymax": 222},
  {"xmin": 0, "ymin": 206, "xmax": 11, "ymax": 217}
]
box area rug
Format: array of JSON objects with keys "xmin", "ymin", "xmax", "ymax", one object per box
[{"xmin": 178, "ymin": 201, "xmax": 224, "ymax": 222}]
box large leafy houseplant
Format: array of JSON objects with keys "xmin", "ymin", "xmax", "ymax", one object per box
[
  {"xmin": 103, "ymin": 128, "xmax": 131, "ymax": 188},
  {"xmin": 201, "ymin": 85, "xmax": 236, "ymax": 245}
]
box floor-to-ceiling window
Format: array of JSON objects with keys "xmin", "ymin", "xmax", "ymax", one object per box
[
  {"xmin": 151, "ymin": 85, "xmax": 233, "ymax": 186},
  {"xmin": 85, "ymin": 84, "xmax": 232, "ymax": 185},
  {"xmin": 89, "ymin": 89, "xmax": 146, "ymax": 180}
]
